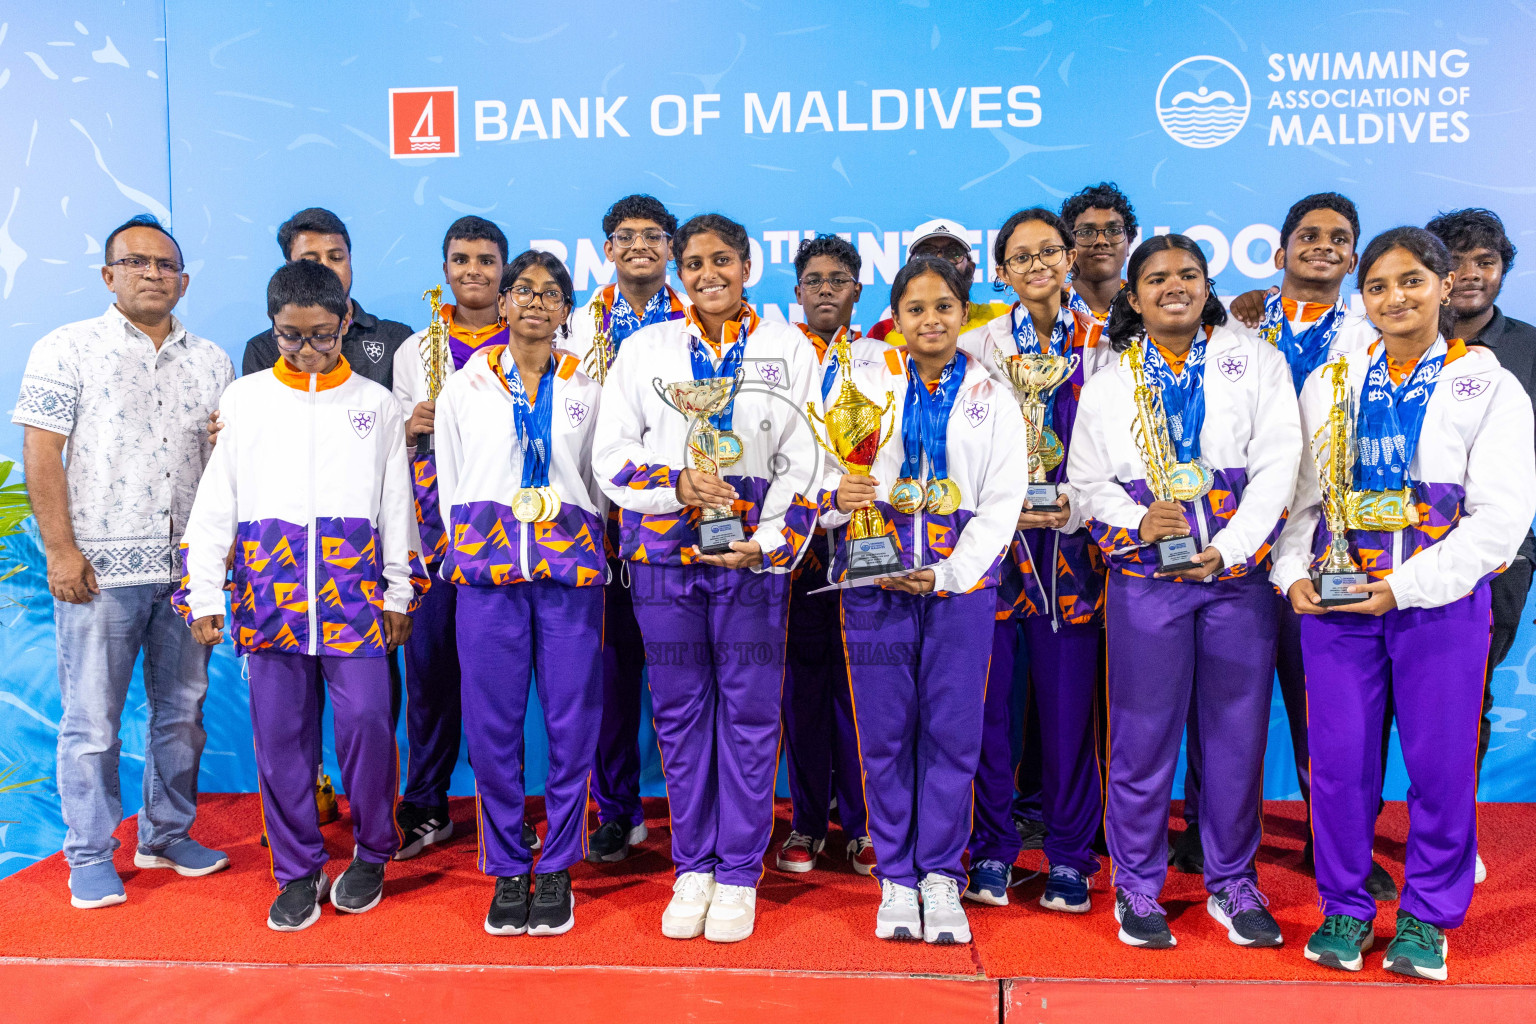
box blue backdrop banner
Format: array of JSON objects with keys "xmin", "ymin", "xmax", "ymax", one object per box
[{"xmin": 2, "ymin": 1, "xmax": 1534, "ymax": 879}]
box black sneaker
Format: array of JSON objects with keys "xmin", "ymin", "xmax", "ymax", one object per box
[
  {"xmin": 529, "ymin": 869, "xmax": 574, "ymax": 936},
  {"xmin": 331, "ymin": 858, "xmax": 386, "ymax": 914},
  {"xmin": 267, "ymin": 870, "xmax": 330, "ymax": 932},
  {"xmin": 587, "ymin": 820, "xmax": 632, "ymax": 863},
  {"xmin": 1169, "ymin": 824, "xmax": 1204, "ymax": 874},
  {"xmin": 1115, "ymin": 888, "xmax": 1176, "ymax": 949},
  {"xmin": 1207, "ymin": 879, "xmax": 1283, "ymax": 947},
  {"xmin": 1365, "ymin": 859, "xmax": 1399, "ymax": 902},
  {"xmin": 485, "ymin": 873, "xmax": 532, "ymax": 936},
  {"xmin": 1012, "ymin": 814, "xmax": 1047, "ymax": 851},
  {"xmin": 522, "ymin": 821, "xmax": 542, "ymax": 851},
  {"xmin": 394, "ymin": 802, "xmax": 453, "ymax": 861}
]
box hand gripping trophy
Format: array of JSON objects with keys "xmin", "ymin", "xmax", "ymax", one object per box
[
  {"xmin": 806, "ymin": 334, "xmax": 905, "ymax": 580},
  {"xmin": 653, "ymin": 371, "xmax": 747, "ymax": 555},
  {"xmin": 416, "ymin": 285, "xmax": 450, "ymax": 454},
  {"xmin": 994, "ymin": 349, "xmax": 1079, "ymax": 508}
]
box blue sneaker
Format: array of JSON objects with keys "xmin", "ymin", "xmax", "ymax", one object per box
[
  {"xmin": 963, "ymin": 858, "xmax": 1011, "ymax": 906},
  {"xmin": 1040, "ymin": 863, "xmax": 1091, "ymax": 913},
  {"xmin": 134, "ymin": 837, "xmax": 230, "ymax": 877},
  {"xmin": 69, "ymin": 860, "xmax": 127, "ymax": 909}
]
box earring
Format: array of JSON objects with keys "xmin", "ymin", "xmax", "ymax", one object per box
[{"xmin": 1442, "ymin": 296, "xmax": 1451, "ymax": 307}]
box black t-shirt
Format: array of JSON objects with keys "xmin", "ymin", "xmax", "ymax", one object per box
[
  {"xmin": 1466, "ymin": 304, "xmax": 1536, "ymax": 559},
  {"xmin": 242, "ymin": 299, "xmax": 414, "ymax": 390}
]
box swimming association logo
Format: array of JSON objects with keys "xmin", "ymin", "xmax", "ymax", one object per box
[
  {"xmin": 388, "ymin": 87, "xmax": 459, "ymax": 159},
  {"xmin": 1156, "ymin": 56, "xmax": 1250, "ymax": 149}
]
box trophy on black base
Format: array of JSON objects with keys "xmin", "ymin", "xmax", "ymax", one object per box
[
  {"xmin": 1126, "ymin": 339, "xmax": 1212, "ymax": 574},
  {"xmin": 655, "ymin": 373, "xmax": 747, "ymax": 555},
  {"xmin": 1312, "ymin": 357, "xmax": 1371, "ymax": 606}
]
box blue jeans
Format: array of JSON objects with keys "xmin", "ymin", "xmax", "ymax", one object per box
[{"xmin": 54, "ymin": 582, "xmax": 212, "ymax": 868}]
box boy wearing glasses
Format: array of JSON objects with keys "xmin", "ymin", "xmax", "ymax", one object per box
[
  {"xmin": 388, "ymin": 216, "xmax": 510, "ymax": 861},
  {"xmin": 775, "ymin": 235, "xmax": 874, "ymax": 877},
  {"xmin": 865, "ymin": 220, "xmax": 1009, "ymax": 346},
  {"xmin": 176, "ymin": 261, "xmax": 427, "ymax": 932},
  {"xmin": 1059, "ymin": 183, "xmax": 1139, "ymax": 323},
  {"xmin": 567, "ymin": 194, "xmax": 687, "ymax": 864}
]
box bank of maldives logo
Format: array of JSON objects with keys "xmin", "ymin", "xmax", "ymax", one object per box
[
  {"xmin": 1156, "ymin": 56, "xmax": 1250, "ymax": 149},
  {"xmin": 389, "ymin": 87, "xmax": 459, "ymax": 158}
]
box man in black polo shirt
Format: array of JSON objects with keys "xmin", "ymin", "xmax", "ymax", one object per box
[
  {"xmin": 242, "ymin": 207, "xmax": 413, "ymax": 387},
  {"xmin": 1427, "ymin": 208, "xmax": 1536, "ymax": 883}
]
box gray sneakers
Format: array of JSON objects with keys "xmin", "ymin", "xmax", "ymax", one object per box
[
  {"xmin": 875, "ymin": 878, "xmax": 921, "ymax": 940},
  {"xmin": 918, "ymin": 873, "xmax": 970, "ymax": 944}
]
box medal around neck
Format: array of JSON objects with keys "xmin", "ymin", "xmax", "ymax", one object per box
[
  {"xmin": 806, "ymin": 334, "xmax": 905, "ymax": 580},
  {"xmin": 416, "ymin": 285, "xmax": 451, "ymax": 454},
  {"xmin": 654, "ymin": 373, "xmax": 747, "ymax": 555},
  {"xmin": 1126, "ymin": 340, "xmax": 1203, "ymax": 573},
  {"xmin": 995, "ymin": 349, "xmax": 1079, "ymax": 507}
]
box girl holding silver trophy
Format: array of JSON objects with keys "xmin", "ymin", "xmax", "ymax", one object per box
[
  {"xmin": 1272, "ymin": 227, "xmax": 1535, "ymax": 981},
  {"xmin": 591, "ymin": 213, "xmax": 820, "ymax": 944},
  {"xmin": 955, "ymin": 207, "xmax": 1114, "ymax": 914},
  {"xmin": 1068, "ymin": 234, "xmax": 1301, "ymax": 951}
]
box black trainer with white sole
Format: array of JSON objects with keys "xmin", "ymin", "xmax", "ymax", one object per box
[
  {"xmin": 1207, "ymin": 879, "xmax": 1282, "ymax": 947},
  {"xmin": 486, "ymin": 873, "xmax": 532, "ymax": 936},
  {"xmin": 587, "ymin": 820, "xmax": 632, "ymax": 863},
  {"xmin": 529, "ymin": 869, "xmax": 575, "ymax": 935},
  {"xmin": 331, "ymin": 858, "xmax": 386, "ymax": 914},
  {"xmin": 522, "ymin": 821, "xmax": 542, "ymax": 851},
  {"xmin": 1115, "ymin": 888, "xmax": 1176, "ymax": 949},
  {"xmin": 268, "ymin": 871, "xmax": 330, "ymax": 932},
  {"xmin": 394, "ymin": 803, "xmax": 453, "ymax": 860}
]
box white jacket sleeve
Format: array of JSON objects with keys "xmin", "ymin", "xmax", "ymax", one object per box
[
  {"xmin": 433, "ymin": 379, "xmax": 465, "ymax": 530},
  {"xmin": 1208, "ymin": 344, "xmax": 1303, "ymax": 571},
  {"xmin": 749, "ymin": 342, "xmax": 820, "ymax": 571},
  {"xmin": 1389, "ymin": 374, "xmax": 1536, "ymax": 609},
  {"xmin": 1065, "ymin": 372, "xmax": 1149, "ymax": 545},
  {"xmin": 591, "ymin": 339, "xmax": 686, "ymax": 516},
  {"xmin": 376, "ymin": 399, "xmax": 423, "ymax": 614},
  {"xmin": 393, "ymin": 334, "xmax": 425, "ymax": 450},
  {"xmin": 931, "ymin": 392, "xmax": 1030, "ymax": 595},
  {"xmin": 1269, "ymin": 372, "xmax": 1327, "ymax": 596},
  {"xmin": 179, "ymin": 389, "xmax": 240, "ymax": 623}
]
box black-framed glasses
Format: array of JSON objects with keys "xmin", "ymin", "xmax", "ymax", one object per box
[
  {"xmin": 1072, "ymin": 225, "xmax": 1127, "ymax": 244},
  {"xmin": 505, "ymin": 285, "xmax": 568, "ymax": 310},
  {"xmin": 799, "ymin": 274, "xmax": 857, "ymax": 291},
  {"xmin": 610, "ymin": 229, "xmax": 670, "ymax": 250},
  {"xmin": 914, "ymin": 243, "xmax": 970, "ymax": 265},
  {"xmin": 109, "ymin": 255, "xmax": 184, "ymax": 276},
  {"xmin": 273, "ymin": 330, "xmax": 344, "ymax": 353},
  {"xmin": 1002, "ymin": 246, "xmax": 1070, "ymax": 273}
]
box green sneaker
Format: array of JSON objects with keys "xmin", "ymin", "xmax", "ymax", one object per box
[
  {"xmin": 1383, "ymin": 912, "xmax": 1448, "ymax": 981},
  {"xmin": 1304, "ymin": 914, "xmax": 1374, "ymax": 972}
]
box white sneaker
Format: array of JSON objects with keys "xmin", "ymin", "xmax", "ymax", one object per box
[
  {"xmin": 875, "ymin": 879, "xmax": 922, "ymax": 940},
  {"xmin": 704, "ymin": 883, "xmax": 757, "ymax": 943},
  {"xmin": 919, "ymin": 873, "xmax": 971, "ymax": 944},
  {"xmin": 627, "ymin": 823, "xmax": 649, "ymax": 845},
  {"xmin": 661, "ymin": 871, "xmax": 715, "ymax": 939},
  {"xmin": 1474, "ymin": 853, "xmax": 1486, "ymax": 884}
]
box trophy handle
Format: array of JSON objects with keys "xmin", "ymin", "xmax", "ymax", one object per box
[
  {"xmin": 877, "ymin": 390, "xmax": 897, "ymax": 452},
  {"xmin": 652, "ymin": 377, "xmax": 683, "ymax": 414},
  {"xmin": 1065, "ymin": 352, "xmax": 1081, "ymax": 379},
  {"xmin": 803, "ymin": 402, "xmax": 846, "ymax": 468},
  {"xmin": 726, "ymin": 367, "xmax": 745, "ymax": 402}
]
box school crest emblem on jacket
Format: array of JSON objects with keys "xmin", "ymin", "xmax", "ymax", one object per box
[
  {"xmin": 363, "ymin": 340, "xmax": 384, "ymax": 363},
  {"xmin": 1217, "ymin": 354, "xmax": 1248, "ymax": 381},
  {"xmin": 1452, "ymin": 375, "xmax": 1489, "ymax": 401},
  {"xmin": 349, "ymin": 410, "xmax": 376, "ymax": 439},
  {"xmin": 565, "ymin": 398, "xmax": 589, "ymax": 426}
]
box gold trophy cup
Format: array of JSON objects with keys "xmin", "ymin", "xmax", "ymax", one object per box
[
  {"xmin": 1126, "ymin": 340, "xmax": 1208, "ymax": 572},
  {"xmin": 654, "ymin": 372, "xmax": 747, "ymax": 555},
  {"xmin": 807, "ymin": 336, "xmax": 904, "ymax": 580},
  {"xmin": 995, "ymin": 350, "xmax": 1080, "ymax": 508},
  {"xmin": 1311, "ymin": 357, "xmax": 1371, "ymax": 606},
  {"xmin": 416, "ymin": 285, "xmax": 450, "ymax": 454}
]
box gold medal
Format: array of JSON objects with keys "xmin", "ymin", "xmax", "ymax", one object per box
[
  {"xmin": 1037, "ymin": 426, "xmax": 1065, "ymax": 473},
  {"xmin": 889, "ymin": 478, "xmax": 924, "ymax": 515},
  {"xmin": 1168, "ymin": 460, "xmax": 1214, "ymax": 503},
  {"xmin": 715, "ymin": 430, "xmax": 744, "ymax": 468},
  {"xmin": 924, "ymin": 478, "xmax": 962, "ymax": 516},
  {"xmin": 512, "ymin": 487, "xmax": 544, "ymax": 524},
  {"xmin": 539, "ymin": 486, "xmax": 562, "ymax": 522}
]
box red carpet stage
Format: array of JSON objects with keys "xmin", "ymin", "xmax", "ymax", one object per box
[{"xmin": 2, "ymin": 797, "xmax": 1533, "ymax": 1022}]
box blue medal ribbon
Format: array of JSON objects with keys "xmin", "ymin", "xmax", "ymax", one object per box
[
  {"xmin": 688, "ymin": 311, "xmax": 750, "ymax": 430},
  {"xmin": 1142, "ymin": 334, "xmax": 1207, "ymax": 463},
  {"xmin": 900, "ymin": 351, "xmax": 967, "ymax": 483},
  {"xmin": 1259, "ymin": 293, "xmax": 1345, "ymax": 394},
  {"xmin": 506, "ymin": 354, "xmax": 556, "ymax": 489},
  {"xmin": 1354, "ymin": 338, "xmax": 1446, "ymax": 492}
]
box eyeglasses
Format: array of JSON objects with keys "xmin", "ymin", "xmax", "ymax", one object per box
[
  {"xmin": 505, "ymin": 285, "xmax": 568, "ymax": 310},
  {"xmin": 914, "ymin": 243, "xmax": 971, "ymax": 265},
  {"xmin": 610, "ymin": 229, "xmax": 670, "ymax": 250},
  {"xmin": 273, "ymin": 330, "xmax": 344, "ymax": 353},
  {"xmin": 1072, "ymin": 225, "xmax": 1127, "ymax": 244},
  {"xmin": 109, "ymin": 255, "xmax": 185, "ymax": 276},
  {"xmin": 799, "ymin": 274, "xmax": 857, "ymax": 291},
  {"xmin": 1001, "ymin": 246, "xmax": 1070, "ymax": 273}
]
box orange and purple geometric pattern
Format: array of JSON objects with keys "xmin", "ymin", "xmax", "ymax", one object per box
[
  {"xmin": 1310, "ymin": 480, "xmax": 1465, "ymax": 579},
  {"xmin": 613, "ymin": 473, "xmax": 809, "ymax": 567},
  {"xmin": 1006, "ymin": 528, "xmax": 1105, "ymax": 625},
  {"xmin": 412, "ymin": 452, "xmax": 450, "ymax": 565},
  {"xmin": 443, "ymin": 499, "xmax": 606, "ymax": 587},
  {"xmin": 822, "ymin": 500, "xmax": 1004, "ymax": 594}
]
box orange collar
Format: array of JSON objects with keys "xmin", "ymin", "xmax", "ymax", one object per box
[
  {"xmin": 273, "ymin": 354, "xmax": 352, "ymax": 392},
  {"xmin": 795, "ymin": 322, "xmax": 858, "ymax": 362},
  {"xmin": 1281, "ymin": 297, "xmax": 1336, "ymax": 323},
  {"xmin": 441, "ymin": 303, "xmax": 504, "ymax": 346},
  {"xmin": 686, "ymin": 302, "xmax": 759, "ymax": 356}
]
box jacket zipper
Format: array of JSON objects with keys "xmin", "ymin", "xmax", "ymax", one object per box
[{"xmin": 306, "ymin": 373, "xmax": 319, "ymax": 655}]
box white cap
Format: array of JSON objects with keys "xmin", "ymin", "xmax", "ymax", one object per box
[{"xmin": 909, "ymin": 219, "xmax": 970, "ymax": 252}]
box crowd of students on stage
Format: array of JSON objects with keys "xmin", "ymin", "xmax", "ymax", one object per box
[{"xmin": 19, "ymin": 183, "xmax": 1536, "ymax": 983}]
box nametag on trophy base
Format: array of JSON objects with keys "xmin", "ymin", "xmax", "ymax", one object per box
[
  {"xmin": 807, "ymin": 566, "xmax": 923, "ymax": 595},
  {"xmin": 698, "ymin": 515, "xmax": 746, "ymax": 555},
  {"xmin": 1315, "ymin": 570, "xmax": 1371, "ymax": 607},
  {"xmin": 846, "ymin": 534, "xmax": 905, "ymax": 580},
  {"xmin": 1156, "ymin": 534, "xmax": 1202, "ymax": 574},
  {"xmin": 1025, "ymin": 482, "xmax": 1059, "ymax": 507}
]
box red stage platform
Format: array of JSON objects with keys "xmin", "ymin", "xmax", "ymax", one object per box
[{"xmin": 1, "ymin": 796, "xmax": 1532, "ymax": 1022}]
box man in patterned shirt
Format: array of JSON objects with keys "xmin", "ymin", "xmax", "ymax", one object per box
[{"xmin": 13, "ymin": 214, "xmax": 235, "ymax": 909}]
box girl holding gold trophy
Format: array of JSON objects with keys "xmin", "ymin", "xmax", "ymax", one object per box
[
  {"xmin": 1272, "ymin": 228, "xmax": 1535, "ymax": 981},
  {"xmin": 820, "ymin": 256, "xmax": 1028, "ymax": 944},
  {"xmin": 1068, "ymin": 234, "xmax": 1301, "ymax": 951},
  {"xmin": 955, "ymin": 208, "xmax": 1112, "ymax": 914}
]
